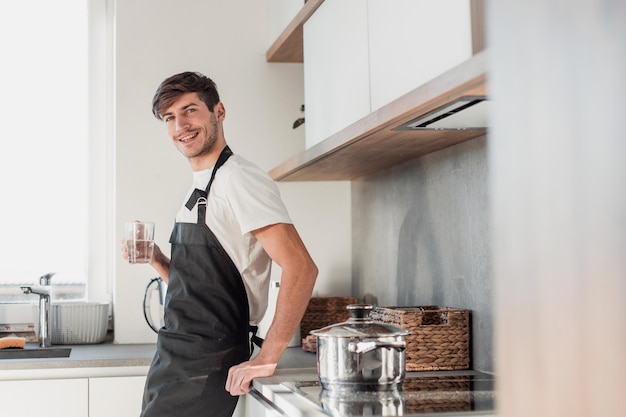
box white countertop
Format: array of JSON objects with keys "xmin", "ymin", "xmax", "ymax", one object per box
[
  {"xmin": 0, "ymin": 342, "xmax": 157, "ymax": 380},
  {"xmin": 252, "ymin": 367, "xmax": 329, "ymax": 417},
  {"xmin": 0, "ymin": 342, "xmax": 317, "ymax": 381}
]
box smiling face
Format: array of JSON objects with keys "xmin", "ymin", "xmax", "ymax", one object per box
[{"xmin": 161, "ymin": 92, "xmax": 227, "ymax": 171}]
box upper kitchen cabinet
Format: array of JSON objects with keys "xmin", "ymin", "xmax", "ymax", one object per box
[
  {"xmin": 270, "ymin": 51, "xmax": 487, "ymax": 181},
  {"xmin": 304, "ymin": 0, "xmax": 371, "ymax": 149},
  {"xmin": 266, "ymin": 0, "xmax": 487, "ymax": 181}
]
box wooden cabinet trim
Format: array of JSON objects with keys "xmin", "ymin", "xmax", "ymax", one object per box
[{"xmin": 266, "ymin": 0, "xmax": 325, "ymax": 63}]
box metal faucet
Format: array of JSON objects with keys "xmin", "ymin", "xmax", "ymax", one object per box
[{"xmin": 21, "ymin": 272, "xmax": 55, "ymax": 347}]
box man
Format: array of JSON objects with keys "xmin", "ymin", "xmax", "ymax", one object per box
[{"xmin": 125, "ymin": 72, "xmax": 318, "ymax": 417}]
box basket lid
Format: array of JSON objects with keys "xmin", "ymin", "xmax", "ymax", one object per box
[{"xmin": 310, "ymin": 304, "xmax": 408, "ymax": 338}]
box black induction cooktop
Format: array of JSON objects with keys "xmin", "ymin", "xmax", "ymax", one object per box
[{"xmin": 281, "ymin": 371, "xmax": 496, "ymax": 417}]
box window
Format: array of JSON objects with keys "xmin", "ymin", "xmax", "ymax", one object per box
[{"xmin": 0, "ymin": 0, "xmax": 111, "ymax": 304}]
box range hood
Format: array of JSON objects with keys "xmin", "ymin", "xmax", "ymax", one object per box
[
  {"xmin": 396, "ymin": 96, "xmax": 489, "ymax": 131},
  {"xmin": 269, "ymin": 50, "xmax": 489, "ymax": 182}
]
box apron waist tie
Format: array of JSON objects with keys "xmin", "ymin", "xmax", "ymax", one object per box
[{"xmin": 248, "ymin": 325, "xmax": 264, "ymax": 357}]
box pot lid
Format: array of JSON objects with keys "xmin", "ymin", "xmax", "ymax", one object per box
[{"xmin": 310, "ymin": 304, "xmax": 408, "ymax": 338}]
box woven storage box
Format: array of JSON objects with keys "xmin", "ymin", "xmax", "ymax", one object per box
[
  {"xmin": 300, "ymin": 296, "xmax": 358, "ymax": 352},
  {"xmin": 370, "ymin": 306, "xmax": 470, "ymax": 371}
]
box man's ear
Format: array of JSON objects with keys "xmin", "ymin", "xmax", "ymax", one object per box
[{"xmin": 214, "ymin": 101, "xmax": 226, "ymax": 121}]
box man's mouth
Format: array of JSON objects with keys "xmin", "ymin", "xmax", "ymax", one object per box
[{"xmin": 178, "ymin": 132, "xmax": 198, "ymax": 142}]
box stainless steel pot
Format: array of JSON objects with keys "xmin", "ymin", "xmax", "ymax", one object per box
[
  {"xmin": 311, "ymin": 304, "xmax": 409, "ymax": 392},
  {"xmin": 321, "ymin": 388, "xmax": 406, "ymax": 416}
]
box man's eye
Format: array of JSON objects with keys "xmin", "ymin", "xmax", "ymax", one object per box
[
  {"xmin": 164, "ymin": 116, "xmax": 174, "ymax": 123},
  {"xmin": 187, "ymin": 108, "xmax": 196, "ymax": 114}
]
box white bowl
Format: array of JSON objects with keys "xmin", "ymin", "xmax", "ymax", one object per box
[{"xmin": 50, "ymin": 302, "xmax": 110, "ymax": 344}]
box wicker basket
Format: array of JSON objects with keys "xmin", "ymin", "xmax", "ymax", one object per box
[
  {"xmin": 300, "ymin": 296, "xmax": 358, "ymax": 352},
  {"xmin": 370, "ymin": 306, "xmax": 470, "ymax": 371}
]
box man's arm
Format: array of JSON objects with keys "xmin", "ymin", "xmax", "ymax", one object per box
[
  {"xmin": 225, "ymin": 222, "xmax": 318, "ymax": 395},
  {"xmin": 150, "ymin": 244, "xmax": 171, "ymax": 283}
]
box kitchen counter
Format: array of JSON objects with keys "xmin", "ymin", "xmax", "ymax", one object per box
[
  {"xmin": 0, "ymin": 342, "xmax": 317, "ymax": 380},
  {"xmin": 1, "ymin": 343, "xmax": 496, "ymax": 417},
  {"xmin": 0, "ymin": 342, "xmax": 156, "ymax": 370},
  {"xmin": 0, "ymin": 342, "xmax": 157, "ymax": 380}
]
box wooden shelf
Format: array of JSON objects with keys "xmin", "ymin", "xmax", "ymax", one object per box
[
  {"xmin": 269, "ymin": 51, "xmax": 489, "ymax": 182},
  {"xmin": 266, "ymin": 0, "xmax": 325, "ymax": 63}
]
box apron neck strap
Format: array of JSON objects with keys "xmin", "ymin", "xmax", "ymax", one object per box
[
  {"xmin": 184, "ymin": 146, "xmax": 234, "ymax": 212},
  {"xmin": 204, "ymin": 145, "xmax": 233, "ymax": 194},
  {"xmin": 195, "ymin": 146, "xmax": 233, "ymax": 224}
]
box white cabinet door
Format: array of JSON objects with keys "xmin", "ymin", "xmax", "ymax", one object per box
[
  {"xmin": 0, "ymin": 378, "xmax": 88, "ymax": 417},
  {"xmin": 88, "ymin": 376, "xmax": 248, "ymax": 417},
  {"xmin": 303, "ymin": 0, "xmax": 370, "ymax": 148},
  {"xmin": 368, "ymin": 0, "xmax": 473, "ymax": 111},
  {"xmin": 89, "ymin": 376, "xmax": 146, "ymax": 417},
  {"xmin": 232, "ymin": 394, "xmax": 247, "ymax": 417},
  {"xmin": 246, "ymin": 392, "xmax": 284, "ymax": 417}
]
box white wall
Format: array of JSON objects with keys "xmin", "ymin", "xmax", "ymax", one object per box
[
  {"xmin": 113, "ymin": 0, "xmax": 351, "ymax": 343},
  {"xmin": 267, "ymin": 0, "xmax": 303, "ymax": 44}
]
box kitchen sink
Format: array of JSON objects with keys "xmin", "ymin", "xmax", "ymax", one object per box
[{"xmin": 0, "ymin": 344, "xmax": 71, "ymax": 360}]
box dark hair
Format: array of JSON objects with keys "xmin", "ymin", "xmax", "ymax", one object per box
[{"xmin": 151, "ymin": 72, "xmax": 220, "ymax": 119}]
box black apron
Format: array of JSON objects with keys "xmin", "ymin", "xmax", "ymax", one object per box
[{"xmin": 141, "ymin": 146, "xmax": 250, "ymax": 417}]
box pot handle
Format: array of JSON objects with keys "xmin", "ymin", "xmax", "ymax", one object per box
[{"xmin": 347, "ymin": 340, "xmax": 406, "ymax": 354}]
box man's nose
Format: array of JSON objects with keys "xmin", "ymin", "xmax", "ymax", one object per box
[{"xmin": 175, "ymin": 117, "xmax": 189, "ymax": 132}]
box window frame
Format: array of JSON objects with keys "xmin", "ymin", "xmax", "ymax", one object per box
[{"xmin": 85, "ymin": 0, "xmax": 115, "ymax": 302}]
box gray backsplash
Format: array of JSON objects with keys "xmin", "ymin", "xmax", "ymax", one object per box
[{"xmin": 352, "ymin": 136, "xmax": 493, "ymax": 372}]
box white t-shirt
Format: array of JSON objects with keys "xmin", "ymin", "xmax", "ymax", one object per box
[{"xmin": 174, "ymin": 154, "xmax": 292, "ymax": 325}]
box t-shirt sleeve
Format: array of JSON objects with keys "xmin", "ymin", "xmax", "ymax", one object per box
[{"xmin": 224, "ymin": 162, "xmax": 292, "ymax": 235}]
